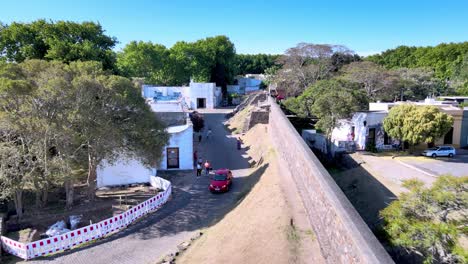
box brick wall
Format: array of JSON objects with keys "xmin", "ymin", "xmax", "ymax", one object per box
[{"xmin": 268, "ymin": 97, "xmax": 393, "ymax": 264}]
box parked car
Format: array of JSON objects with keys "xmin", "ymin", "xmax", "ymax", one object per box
[
  {"xmin": 422, "ymin": 146, "xmax": 456, "ymax": 158},
  {"xmin": 209, "ymin": 168, "xmax": 233, "ymax": 193}
]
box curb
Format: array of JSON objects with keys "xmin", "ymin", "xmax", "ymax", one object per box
[{"xmin": 394, "ymin": 159, "xmax": 437, "ymax": 177}]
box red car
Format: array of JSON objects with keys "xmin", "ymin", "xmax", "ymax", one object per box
[{"xmin": 209, "ymin": 169, "xmax": 233, "ymax": 193}]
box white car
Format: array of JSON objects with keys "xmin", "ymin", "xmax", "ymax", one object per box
[{"xmin": 422, "ymin": 146, "xmax": 456, "ymax": 158}]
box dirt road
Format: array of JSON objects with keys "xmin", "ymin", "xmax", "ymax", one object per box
[{"xmin": 18, "ymin": 110, "xmax": 254, "ymax": 264}]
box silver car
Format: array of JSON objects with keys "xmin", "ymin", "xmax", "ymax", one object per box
[{"xmin": 422, "ymin": 146, "xmax": 456, "ymax": 158}]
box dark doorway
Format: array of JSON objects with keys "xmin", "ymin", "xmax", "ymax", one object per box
[
  {"xmin": 197, "ymin": 98, "xmax": 206, "ymax": 109},
  {"xmin": 384, "ymin": 131, "xmax": 390, "ymax": 145},
  {"xmin": 444, "ymin": 127, "xmax": 454, "ymax": 145},
  {"xmin": 367, "ymin": 128, "xmax": 376, "ymax": 146},
  {"xmin": 167, "ymin": 147, "xmax": 179, "ymax": 169}
]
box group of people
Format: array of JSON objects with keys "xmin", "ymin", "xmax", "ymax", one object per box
[{"xmin": 193, "ymin": 151, "xmax": 211, "ymax": 177}]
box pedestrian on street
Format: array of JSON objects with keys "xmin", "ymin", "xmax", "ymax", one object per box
[
  {"xmin": 196, "ymin": 163, "xmax": 202, "ymax": 177},
  {"xmin": 204, "ymin": 160, "xmax": 211, "ymax": 176},
  {"xmin": 198, "ymin": 157, "xmax": 203, "ymax": 166},
  {"xmin": 193, "ymin": 151, "xmax": 198, "ymax": 167},
  {"xmin": 198, "ymin": 133, "xmax": 202, "ymax": 142},
  {"xmin": 207, "ymin": 128, "xmax": 212, "ymax": 140},
  {"xmin": 237, "ymin": 138, "xmax": 242, "ymax": 150}
]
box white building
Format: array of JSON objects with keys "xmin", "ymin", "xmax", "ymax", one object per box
[
  {"xmin": 96, "ymin": 99, "xmax": 194, "ymax": 188},
  {"xmin": 331, "ymin": 98, "xmax": 468, "ymax": 151},
  {"xmin": 142, "ymin": 81, "xmax": 222, "ymax": 110},
  {"xmin": 231, "ymin": 76, "xmax": 263, "ymax": 94}
]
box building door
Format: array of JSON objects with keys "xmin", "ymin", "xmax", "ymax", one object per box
[
  {"xmin": 367, "ymin": 128, "xmax": 376, "ymax": 146},
  {"xmin": 197, "ymin": 98, "xmax": 206, "ymax": 109},
  {"xmin": 167, "ymin": 148, "xmax": 179, "ymax": 169},
  {"xmin": 444, "ymin": 127, "xmax": 453, "ymax": 144}
]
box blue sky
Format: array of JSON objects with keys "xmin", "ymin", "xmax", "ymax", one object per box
[{"xmin": 1, "ymin": 0, "xmax": 467, "ymax": 56}]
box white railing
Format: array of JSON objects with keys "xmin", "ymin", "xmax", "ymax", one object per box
[{"xmin": 1, "ymin": 184, "xmax": 172, "ymax": 260}]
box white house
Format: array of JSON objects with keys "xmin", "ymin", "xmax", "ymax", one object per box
[
  {"xmin": 331, "ymin": 98, "xmax": 468, "ymax": 151},
  {"xmin": 97, "ymin": 99, "xmax": 194, "ymax": 188},
  {"xmin": 142, "ymin": 81, "xmax": 222, "ymax": 110}
]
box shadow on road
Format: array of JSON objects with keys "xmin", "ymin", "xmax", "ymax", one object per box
[{"xmin": 22, "ymin": 112, "xmax": 265, "ymax": 263}]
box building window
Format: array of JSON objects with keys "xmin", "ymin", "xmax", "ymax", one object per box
[{"xmin": 444, "ymin": 127, "xmax": 454, "ymax": 145}]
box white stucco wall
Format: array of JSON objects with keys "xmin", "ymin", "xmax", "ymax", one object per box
[
  {"xmin": 188, "ymin": 82, "xmax": 216, "ymax": 109},
  {"xmin": 97, "ymin": 158, "xmax": 155, "ymax": 188},
  {"xmin": 158, "ymin": 123, "xmax": 194, "ymax": 170},
  {"xmin": 143, "ymin": 85, "xmax": 185, "ymax": 98}
]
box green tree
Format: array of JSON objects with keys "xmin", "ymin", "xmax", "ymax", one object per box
[
  {"xmin": 116, "ymin": 41, "xmax": 170, "ymax": 83},
  {"xmin": 284, "ymin": 79, "xmax": 368, "ymax": 136},
  {"xmin": 383, "ymin": 105, "xmax": 453, "ymax": 148},
  {"xmin": 0, "ymin": 59, "xmax": 169, "ymax": 210},
  {"xmin": 0, "ymin": 19, "xmax": 117, "ymax": 70},
  {"xmin": 367, "ymin": 42, "xmax": 468, "ymax": 80},
  {"xmin": 234, "ymin": 54, "xmax": 280, "ymax": 75},
  {"xmin": 341, "ymin": 61, "xmax": 400, "ymax": 101},
  {"xmin": 380, "ymin": 175, "xmax": 468, "ymax": 263}
]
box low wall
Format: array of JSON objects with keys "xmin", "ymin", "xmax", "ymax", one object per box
[
  {"xmin": 268, "ymin": 97, "xmax": 393, "ymax": 264},
  {"xmin": 0, "ymin": 183, "xmax": 172, "ymax": 260}
]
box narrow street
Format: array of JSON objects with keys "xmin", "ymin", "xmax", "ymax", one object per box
[{"xmin": 20, "ymin": 110, "xmax": 254, "ymax": 264}]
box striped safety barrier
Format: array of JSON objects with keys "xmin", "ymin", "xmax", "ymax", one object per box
[{"xmin": 1, "ymin": 183, "xmax": 171, "ymax": 260}]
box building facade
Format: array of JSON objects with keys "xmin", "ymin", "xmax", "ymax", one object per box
[
  {"xmin": 331, "ymin": 99, "xmax": 468, "ymax": 151},
  {"xmin": 142, "ymin": 81, "xmax": 222, "ymax": 110}
]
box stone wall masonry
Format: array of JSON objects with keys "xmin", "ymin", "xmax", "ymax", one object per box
[
  {"xmin": 268, "ymin": 97, "xmax": 393, "ymax": 264},
  {"xmin": 248, "ymin": 111, "xmax": 269, "ymax": 129}
]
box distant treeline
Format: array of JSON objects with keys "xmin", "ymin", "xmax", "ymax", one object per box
[
  {"xmin": 367, "ymin": 42, "xmax": 468, "ymax": 80},
  {"xmin": 0, "ymin": 20, "xmax": 280, "ymax": 88}
]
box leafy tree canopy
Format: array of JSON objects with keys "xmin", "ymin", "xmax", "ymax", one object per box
[
  {"xmin": 383, "ymin": 104, "xmax": 453, "ymax": 146},
  {"xmin": 381, "ymin": 175, "xmax": 468, "ymax": 263},
  {"xmin": 0, "ymin": 20, "xmax": 118, "ymax": 71},
  {"xmin": 367, "ymin": 42, "xmax": 468, "ymax": 80}
]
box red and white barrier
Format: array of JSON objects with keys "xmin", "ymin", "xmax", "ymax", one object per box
[{"xmin": 1, "ymin": 183, "xmax": 171, "ymax": 260}]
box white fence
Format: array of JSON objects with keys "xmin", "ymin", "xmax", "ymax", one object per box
[{"xmin": 1, "ymin": 184, "xmax": 172, "ymax": 260}]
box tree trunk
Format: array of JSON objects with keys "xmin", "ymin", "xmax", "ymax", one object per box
[
  {"xmin": 41, "ymin": 183, "xmax": 49, "ymax": 208},
  {"xmin": 34, "ymin": 179, "xmax": 42, "ymax": 208},
  {"xmin": 64, "ymin": 179, "xmax": 74, "ymax": 210},
  {"xmin": 13, "ymin": 190, "xmax": 23, "ymax": 219},
  {"xmin": 87, "ymin": 153, "xmax": 98, "ymax": 201}
]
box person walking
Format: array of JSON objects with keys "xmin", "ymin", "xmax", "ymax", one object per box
[
  {"xmin": 198, "ymin": 157, "xmax": 203, "ymax": 166},
  {"xmin": 193, "ymin": 151, "xmax": 198, "ymax": 167},
  {"xmin": 204, "ymin": 160, "xmax": 211, "ymax": 176},
  {"xmin": 206, "ymin": 128, "xmax": 212, "ymax": 140},
  {"xmin": 198, "ymin": 133, "xmax": 202, "ymax": 142},
  {"xmin": 196, "ymin": 163, "xmax": 202, "ymax": 177},
  {"xmin": 237, "ymin": 138, "xmax": 242, "ymax": 150}
]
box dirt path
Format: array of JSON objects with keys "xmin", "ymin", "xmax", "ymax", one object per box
[
  {"xmin": 13, "ymin": 111, "xmax": 254, "ymax": 264},
  {"xmin": 178, "ymin": 124, "xmax": 325, "ymax": 264}
]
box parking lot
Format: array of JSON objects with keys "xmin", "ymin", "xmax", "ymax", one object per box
[{"xmin": 396, "ymin": 152, "xmax": 468, "ymax": 177}]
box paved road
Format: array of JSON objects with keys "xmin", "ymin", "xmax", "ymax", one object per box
[
  {"xmin": 21, "ymin": 110, "xmax": 253, "ymax": 264},
  {"xmin": 397, "ymin": 154, "xmax": 468, "ymax": 177}
]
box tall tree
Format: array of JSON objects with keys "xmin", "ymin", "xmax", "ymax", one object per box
[
  {"xmin": 273, "ymin": 43, "xmax": 354, "ymax": 96},
  {"xmin": 341, "ymin": 61, "xmax": 400, "ymax": 101},
  {"xmin": 116, "ymin": 41, "xmax": 170, "ymax": 84},
  {"xmin": 283, "ymin": 79, "xmax": 368, "ymax": 136},
  {"xmin": 0, "ymin": 20, "xmax": 117, "ymax": 70},
  {"xmin": 234, "ymin": 54, "xmax": 280, "ymax": 75}
]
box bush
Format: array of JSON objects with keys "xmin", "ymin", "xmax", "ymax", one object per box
[{"xmin": 380, "ymin": 176, "xmax": 468, "ymax": 263}]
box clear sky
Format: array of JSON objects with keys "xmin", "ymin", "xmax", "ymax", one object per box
[{"xmin": 1, "ymin": 0, "xmax": 467, "ymax": 56}]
